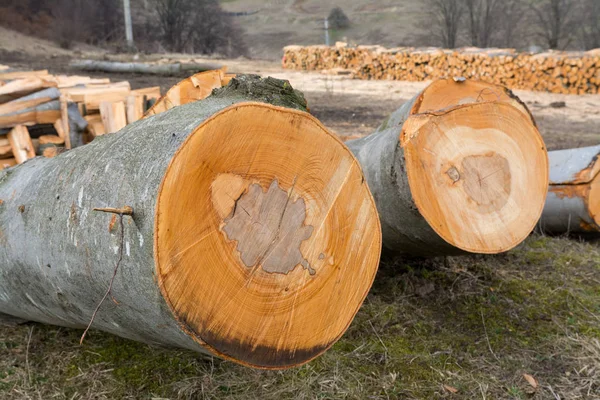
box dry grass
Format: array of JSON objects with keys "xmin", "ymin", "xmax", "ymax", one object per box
[{"xmin": 1, "ymin": 235, "xmax": 598, "ymax": 399}]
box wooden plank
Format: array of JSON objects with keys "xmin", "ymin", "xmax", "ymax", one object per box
[
  {"xmin": 126, "ymin": 95, "xmax": 144, "ymax": 123},
  {"xmin": 0, "ymin": 110, "xmax": 61, "ymax": 129},
  {"xmin": 60, "ymin": 95, "xmax": 71, "ymax": 149},
  {"xmin": 51, "ymin": 75, "xmax": 111, "ymax": 88},
  {"xmin": 0, "ymin": 97, "xmax": 54, "ymax": 115},
  {"xmin": 0, "ymin": 144, "xmax": 13, "ymax": 159},
  {"xmin": 131, "ymin": 86, "xmax": 161, "ymax": 101},
  {"xmin": 85, "ymin": 114, "xmax": 106, "ymax": 138},
  {"xmin": 100, "ymin": 101, "xmax": 127, "ymax": 134},
  {"xmin": 53, "ymin": 118, "xmax": 65, "ymax": 140},
  {"xmin": 0, "ymin": 78, "xmax": 56, "ymax": 101},
  {"xmin": 0, "ymin": 70, "xmax": 49, "ymax": 80},
  {"xmin": 8, "ymin": 125, "xmax": 35, "ymax": 164}
]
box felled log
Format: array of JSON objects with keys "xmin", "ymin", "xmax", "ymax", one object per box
[
  {"xmin": 539, "ymin": 145, "xmax": 600, "ymax": 234},
  {"xmin": 348, "ymin": 78, "xmax": 548, "ymax": 255},
  {"xmin": 144, "ymin": 69, "xmax": 233, "ymax": 118},
  {"xmin": 0, "ymin": 76, "xmax": 381, "ymax": 369},
  {"xmin": 70, "ymin": 60, "xmax": 223, "ymax": 76}
]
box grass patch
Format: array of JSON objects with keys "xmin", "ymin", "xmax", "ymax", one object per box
[{"xmin": 0, "ymin": 235, "xmax": 598, "ymax": 399}]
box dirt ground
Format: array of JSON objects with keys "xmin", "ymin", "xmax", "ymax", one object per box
[{"xmin": 0, "ymin": 52, "xmax": 599, "ymax": 400}]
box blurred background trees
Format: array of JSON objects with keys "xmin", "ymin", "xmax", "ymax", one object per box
[{"xmin": 0, "ymin": 0, "xmax": 597, "ymax": 56}]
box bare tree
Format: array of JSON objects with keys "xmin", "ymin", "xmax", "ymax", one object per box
[
  {"xmin": 498, "ymin": 0, "xmax": 526, "ymax": 48},
  {"xmin": 579, "ymin": 0, "xmax": 600, "ymax": 49},
  {"xmin": 463, "ymin": 0, "xmax": 503, "ymax": 47},
  {"xmin": 427, "ymin": 0, "xmax": 463, "ymax": 48},
  {"xmin": 150, "ymin": 0, "xmax": 247, "ymax": 56},
  {"xmin": 531, "ymin": 0, "xmax": 577, "ymax": 49}
]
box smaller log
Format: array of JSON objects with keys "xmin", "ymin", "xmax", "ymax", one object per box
[
  {"xmin": 348, "ymin": 78, "xmax": 548, "ymax": 255},
  {"xmin": 70, "ymin": 60, "xmax": 223, "ymax": 76},
  {"xmin": 539, "ymin": 145, "xmax": 600, "ymax": 234}
]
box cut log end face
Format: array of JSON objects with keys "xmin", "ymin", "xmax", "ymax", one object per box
[
  {"xmin": 155, "ymin": 103, "xmax": 381, "ymax": 369},
  {"xmin": 402, "ymin": 102, "xmax": 548, "ymax": 254}
]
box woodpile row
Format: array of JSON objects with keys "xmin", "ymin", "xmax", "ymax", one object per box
[
  {"xmin": 0, "ymin": 65, "xmax": 161, "ymax": 168},
  {"xmin": 282, "ymin": 44, "xmax": 600, "ymax": 95}
]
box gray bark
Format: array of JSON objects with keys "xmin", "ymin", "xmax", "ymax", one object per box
[
  {"xmin": 70, "ymin": 60, "xmax": 223, "ymax": 76},
  {"xmin": 347, "ymin": 95, "xmax": 460, "ymax": 256},
  {"xmin": 3, "ymin": 87, "xmax": 61, "ymax": 104},
  {"xmin": 0, "ymin": 76, "xmax": 307, "ymax": 356},
  {"xmin": 538, "ymin": 145, "xmax": 600, "ymax": 235}
]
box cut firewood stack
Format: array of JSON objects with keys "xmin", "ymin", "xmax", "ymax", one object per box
[
  {"xmin": 0, "ymin": 66, "xmax": 161, "ymax": 168},
  {"xmin": 282, "ymin": 44, "xmax": 600, "ymax": 94}
]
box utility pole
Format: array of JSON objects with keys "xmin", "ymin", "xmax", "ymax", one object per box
[
  {"xmin": 324, "ymin": 17, "xmax": 330, "ymax": 46},
  {"xmin": 123, "ymin": 0, "xmax": 135, "ymax": 50}
]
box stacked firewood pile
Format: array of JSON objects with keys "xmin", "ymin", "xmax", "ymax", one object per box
[
  {"xmin": 0, "ymin": 66, "xmax": 160, "ymax": 168},
  {"xmin": 282, "ymin": 44, "xmax": 600, "ymax": 94}
]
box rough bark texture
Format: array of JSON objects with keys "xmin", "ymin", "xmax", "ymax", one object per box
[{"xmin": 0, "ymin": 76, "xmax": 310, "ymax": 362}]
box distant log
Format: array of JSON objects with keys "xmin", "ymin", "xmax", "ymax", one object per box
[
  {"xmin": 348, "ymin": 78, "xmax": 548, "ymax": 255},
  {"xmin": 0, "ymin": 76, "xmax": 381, "ymax": 369},
  {"xmin": 538, "ymin": 145, "xmax": 600, "ymax": 234},
  {"xmin": 70, "ymin": 60, "xmax": 223, "ymax": 76}
]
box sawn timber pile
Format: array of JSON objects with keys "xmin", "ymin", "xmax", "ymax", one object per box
[
  {"xmin": 282, "ymin": 44, "xmax": 600, "ymax": 94},
  {"xmin": 0, "ymin": 66, "xmax": 162, "ymax": 166}
]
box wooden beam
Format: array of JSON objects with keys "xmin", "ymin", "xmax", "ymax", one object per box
[
  {"xmin": 0, "ymin": 70, "xmax": 49, "ymax": 80},
  {"xmin": 60, "ymin": 96, "xmax": 71, "ymax": 149},
  {"xmin": 126, "ymin": 95, "xmax": 145, "ymax": 123},
  {"xmin": 8, "ymin": 125, "xmax": 35, "ymax": 164},
  {"xmin": 100, "ymin": 101, "xmax": 127, "ymax": 134}
]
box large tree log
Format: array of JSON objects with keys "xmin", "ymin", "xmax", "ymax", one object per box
[
  {"xmin": 70, "ymin": 60, "xmax": 223, "ymax": 76},
  {"xmin": 0, "ymin": 76, "xmax": 381, "ymax": 369},
  {"xmin": 347, "ymin": 78, "xmax": 548, "ymax": 255},
  {"xmin": 538, "ymin": 145, "xmax": 600, "ymax": 234}
]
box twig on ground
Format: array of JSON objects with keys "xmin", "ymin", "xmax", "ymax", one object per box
[
  {"xmin": 25, "ymin": 326, "xmax": 33, "ymax": 387},
  {"xmin": 480, "ymin": 309, "xmax": 500, "ymax": 362}
]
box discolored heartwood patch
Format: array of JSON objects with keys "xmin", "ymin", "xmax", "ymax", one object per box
[
  {"xmin": 460, "ymin": 152, "xmax": 511, "ymax": 213},
  {"xmin": 222, "ymin": 179, "xmax": 315, "ymax": 275}
]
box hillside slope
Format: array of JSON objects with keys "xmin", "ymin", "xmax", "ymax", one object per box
[{"xmin": 221, "ymin": 0, "xmax": 427, "ymax": 59}]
